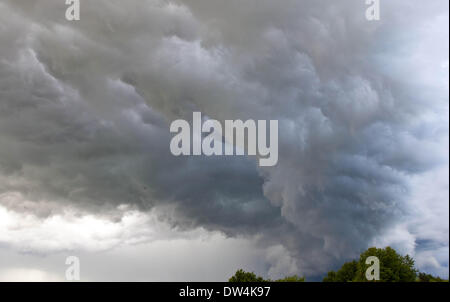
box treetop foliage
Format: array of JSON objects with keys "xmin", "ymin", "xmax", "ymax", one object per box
[{"xmin": 228, "ymin": 269, "xmax": 305, "ymax": 282}]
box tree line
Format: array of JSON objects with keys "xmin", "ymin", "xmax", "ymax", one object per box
[{"xmin": 228, "ymin": 247, "xmax": 448, "ymax": 282}]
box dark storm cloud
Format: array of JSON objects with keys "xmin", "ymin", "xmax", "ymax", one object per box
[{"xmin": 0, "ymin": 0, "xmax": 448, "ymax": 276}]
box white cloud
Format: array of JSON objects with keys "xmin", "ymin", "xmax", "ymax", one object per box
[{"xmin": 0, "ymin": 268, "xmax": 63, "ymax": 282}]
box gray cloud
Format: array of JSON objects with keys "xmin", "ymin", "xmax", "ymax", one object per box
[{"xmin": 0, "ymin": 0, "xmax": 448, "ymax": 278}]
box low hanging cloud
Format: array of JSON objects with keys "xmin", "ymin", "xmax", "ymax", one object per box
[{"xmin": 0, "ymin": 0, "xmax": 448, "ymax": 279}]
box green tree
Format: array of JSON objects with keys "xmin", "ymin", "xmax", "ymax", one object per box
[
  {"xmin": 228, "ymin": 269, "xmax": 305, "ymax": 282},
  {"xmin": 275, "ymin": 275, "xmax": 305, "ymax": 282},
  {"xmin": 417, "ymin": 272, "xmax": 448, "ymax": 282},
  {"xmin": 324, "ymin": 247, "xmax": 417, "ymax": 282},
  {"xmin": 323, "ymin": 271, "xmax": 337, "ymax": 282},
  {"xmin": 228, "ymin": 269, "xmax": 267, "ymax": 282},
  {"xmin": 354, "ymin": 247, "xmax": 416, "ymax": 282},
  {"xmin": 323, "ymin": 260, "xmax": 358, "ymax": 282}
]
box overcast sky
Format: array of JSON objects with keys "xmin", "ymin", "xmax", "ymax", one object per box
[{"xmin": 0, "ymin": 0, "xmax": 448, "ymax": 281}]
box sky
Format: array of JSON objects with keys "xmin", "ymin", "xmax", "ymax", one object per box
[{"xmin": 0, "ymin": 0, "xmax": 448, "ymax": 281}]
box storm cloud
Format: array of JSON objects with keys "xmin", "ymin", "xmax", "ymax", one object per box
[{"xmin": 0, "ymin": 0, "xmax": 448, "ymax": 279}]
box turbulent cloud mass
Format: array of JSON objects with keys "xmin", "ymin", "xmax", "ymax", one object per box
[{"xmin": 0, "ymin": 0, "xmax": 448, "ymax": 280}]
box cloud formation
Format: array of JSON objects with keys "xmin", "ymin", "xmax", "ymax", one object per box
[{"xmin": 0, "ymin": 0, "xmax": 448, "ymax": 279}]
